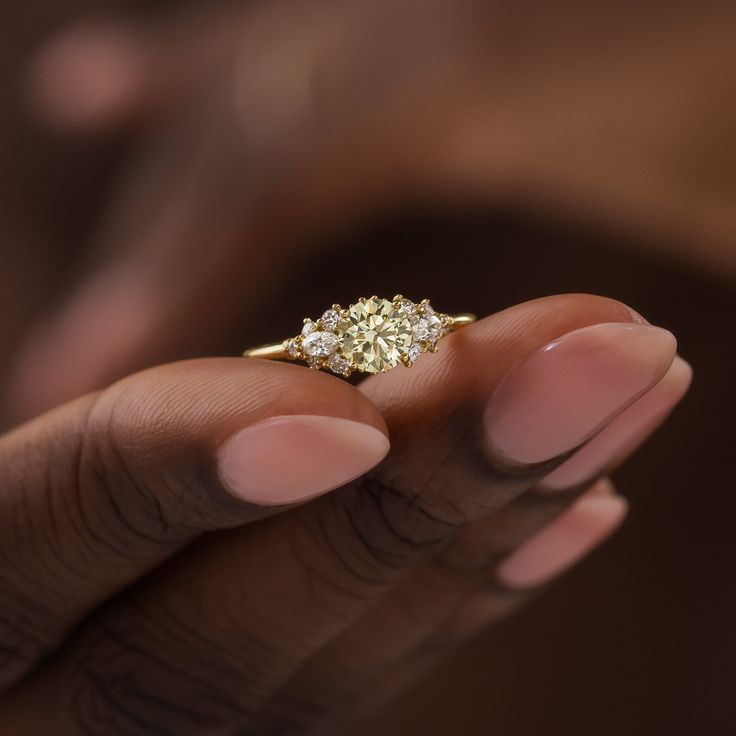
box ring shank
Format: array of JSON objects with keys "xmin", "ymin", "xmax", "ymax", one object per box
[
  {"xmin": 242, "ymin": 343, "xmax": 289, "ymax": 359},
  {"xmin": 243, "ymin": 313, "xmax": 476, "ymax": 360},
  {"xmin": 448, "ymin": 313, "xmax": 476, "ymax": 328}
]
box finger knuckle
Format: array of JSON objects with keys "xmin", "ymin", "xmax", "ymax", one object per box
[
  {"xmin": 352, "ymin": 476, "xmax": 463, "ymax": 556},
  {"xmin": 295, "ymin": 478, "xmax": 464, "ymax": 601}
]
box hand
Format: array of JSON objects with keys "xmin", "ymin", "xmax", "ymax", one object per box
[
  {"xmin": 0, "ymin": 295, "xmax": 690, "ymax": 734},
  {"xmin": 10, "ymin": 0, "xmax": 726, "ymax": 418}
]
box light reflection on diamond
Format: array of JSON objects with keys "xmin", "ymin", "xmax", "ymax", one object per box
[{"xmin": 341, "ymin": 298, "xmax": 413, "ymax": 373}]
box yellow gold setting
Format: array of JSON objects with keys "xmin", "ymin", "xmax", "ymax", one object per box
[{"xmin": 243, "ymin": 295, "xmax": 476, "ymax": 378}]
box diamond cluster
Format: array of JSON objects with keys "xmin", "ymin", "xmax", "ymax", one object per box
[{"xmin": 283, "ymin": 295, "xmax": 451, "ymax": 377}]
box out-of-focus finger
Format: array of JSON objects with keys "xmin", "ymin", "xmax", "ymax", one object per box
[
  {"xmin": 496, "ymin": 480, "xmax": 627, "ymax": 589},
  {"xmin": 4, "ymin": 96, "xmax": 303, "ymax": 422},
  {"xmin": 10, "ymin": 0, "xmax": 510, "ymax": 424},
  {"xmin": 26, "ymin": 21, "xmax": 151, "ymax": 131},
  {"xmin": 25, "ymin": 6, "xmax": 245, "ymax": 132},
  {"xmin": 313, "ymin": 480, "xmax": 627, "ymax": 734}
]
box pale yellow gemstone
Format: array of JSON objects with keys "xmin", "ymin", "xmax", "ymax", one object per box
[{"xmin": 341, "ymin": 298, "xmax": 413, "ymax": 373}]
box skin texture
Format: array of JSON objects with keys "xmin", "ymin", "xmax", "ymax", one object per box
[{"xmin": 0, "ymin": 294, "xmax": 689, "ymax": 735}]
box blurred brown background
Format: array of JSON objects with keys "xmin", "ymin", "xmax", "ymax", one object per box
[{"xmin": 1, "ymin": 1, "xmax": 735, "ymax": 734}]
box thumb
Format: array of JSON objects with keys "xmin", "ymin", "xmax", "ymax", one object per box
[{"xmin": 0, "ymin": 357, "xmax": 387, "ymax": 689}]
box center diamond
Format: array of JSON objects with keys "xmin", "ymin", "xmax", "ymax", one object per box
[{"xmin": 341, "ymin": 298, "xmax": 413, "ymax": 373}]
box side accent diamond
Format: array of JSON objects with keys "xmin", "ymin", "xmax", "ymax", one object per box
[
  {"xmin": 321, "ymin": 309, "xmax": 340, "ymax": 330},
  {"xmin": 303, "ymin": 331, "xmax": 340, "ymax": 357},
  {"xmin": 328, "ymin": 354, "xmax": 350, "ymax": 375},
  {"xmin": 287, "ymin": 339, "xmax": 300, "ymax": 358},
  {"xmin": 408, "ymin": 344, "xmax": 423, "ymax": 363}
]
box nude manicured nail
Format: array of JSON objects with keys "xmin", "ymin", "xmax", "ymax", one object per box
[
  {"xmin": 217, "ymin": 415, "xmax": 390, "ymax": 505},
  {"xmin": 496, "ymin": 480, "xmax": 628, "ymax": 590},
  {"xmin": 540, "ymin": 356, "xmax": 692, "ymax": 491},
  {"xmin": 484, "ymin": 323, "xmax": 677, "ymax": 465}
]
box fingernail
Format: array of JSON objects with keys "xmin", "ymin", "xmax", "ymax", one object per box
[
  {"xmin": 496, "ymin": 480, "xmax": 628, "ymax": 590},
  {"xmin": 217, "ymin": 415, "xmax": 390, "ymax": 505},
  {"xmin": 540, "ymin": 356, "xmax": 692, "ymax": 491},
  {"xmin": 484, "ymin": 323, "xmax": 677, "ymax": 465}
]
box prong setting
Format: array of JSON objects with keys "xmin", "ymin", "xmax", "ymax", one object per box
[{"xmin": 280, "ymin": 295, "xmax": 456, "ymax": 378}]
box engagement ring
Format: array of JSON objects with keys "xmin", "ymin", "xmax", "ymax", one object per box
[{"xmin": 243, "ymin": 295, "xmax": 476, "ymax": 377}]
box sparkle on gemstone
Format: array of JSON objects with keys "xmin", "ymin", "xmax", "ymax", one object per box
[
  {"xmin": 287, "ymin": 339, "xmax": 300, "ymax": 358},
  {"xmin": 408, "ymin": 344, "xmax": 423, "ymax": 363},
  {"xmin": 303, "ymin": 331, "xmax": 339, "ymax": 357},
  {"xmin": 412, "ymin": 314, "xmax": 442, "ymax": 342},
  {"xmin": 412, "ymin": 320, "xmax": 430, "ymax": 341},
  {"xmin": 328, "ymin": 354, "xmax": 350, "ymax": 375},
  {"xmin": 320, "ymin": 309, "xmax": 340, "ymax": 330},
  {"xmin": 302, "ymin": 320, "xmax": 317, "ymax": 337},
  {"xmin": 341, "ymin": 298, "xmax": 413, "ymax": 373}
]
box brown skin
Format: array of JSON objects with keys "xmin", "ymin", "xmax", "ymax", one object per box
[{"xmin": 0, "ymin": 294, "xmax": 642, "ymax": 735}]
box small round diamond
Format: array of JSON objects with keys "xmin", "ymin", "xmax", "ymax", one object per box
[
  {"xmin": 408, "ymin": 344, "xmax": 423, "ymax": 363},
  {"xmin": 328, "ymin": 354, "xmax": 350, "ymax": 375},
  {"xmin": 399, "ymin": 299, "xmax": 417, "ymax": 316},
  {"xmin": 303, "ymin": 331, "xmax": 340, "ymax": 357},
  {"xmin": 302, "ymin": 320, "xmax": 317, "ymax": 337},
  {"xmin": 287, "ymin": 339, "xmax": 300, "ymax": 358},
  {"xmin": 321, "ymin": 309, "xmax": 340, "ymax": 330}
]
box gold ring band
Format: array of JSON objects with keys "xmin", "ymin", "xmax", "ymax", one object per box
[{"xmin": 243, "ymin": 295, "xmax": 476, "ymax": 378}]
